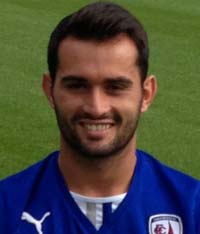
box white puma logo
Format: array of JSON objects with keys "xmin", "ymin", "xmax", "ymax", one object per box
[{"xmin": 21, "ymin": 211, "xmax": 50, "ymax": 234}]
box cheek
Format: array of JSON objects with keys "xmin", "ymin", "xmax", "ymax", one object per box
[
  {"xmin": 55, "ymin": 94, "xmax": 84, "ymax": 117},
  {"xmin": 118, "ymin": 95, "xmax": 142, "ymax": 112}
]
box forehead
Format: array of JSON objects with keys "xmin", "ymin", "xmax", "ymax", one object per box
[{"xmin": 57, "ymin": 35, "xmax": 140, "ymax": 80}]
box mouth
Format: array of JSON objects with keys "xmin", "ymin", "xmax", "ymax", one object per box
[
  {"xmin": 77, "ymin": 120, "xmax": 115, "ymax": 139},
  {"xmin": 83, "ymin": 123, "xmax": 113, "ymax": 131}
]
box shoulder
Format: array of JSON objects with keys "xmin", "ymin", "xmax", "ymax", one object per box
[
  {"xmin": 136, "ymin": 150, "xmax": 200, "ymax": 232},
  {"xmin": 0, "ymin": 151, "xmax": 59, "ymax": 191},
  {"xmin": 137, "ymin": 151, "xmax": 200, "ymax": 200},
  {"xmin": 0, "ymin": 151, "xmax": 59, "ymax": 230},
  {"xmin": 137, "ymin": 150, "xmax": 200, "ymax": 186},
  {"xmin": 137, "ymin": 150, "xmax": 200, "ymax": 203}
]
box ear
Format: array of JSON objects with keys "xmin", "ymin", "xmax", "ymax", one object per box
[
  {"xmin": 42, "ymin": 73, "xmax": 55, "ymax": 109},
  {"xmin": 140, "ymin": 75, "xmax": 157, "ymax": 113}
]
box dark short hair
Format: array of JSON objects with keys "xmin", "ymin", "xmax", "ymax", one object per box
[{"xmin": 48, "ymin": 1, "xmax": 149, "ymax": 82}]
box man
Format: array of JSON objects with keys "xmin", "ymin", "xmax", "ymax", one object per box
[{"xmin": 0, "ymin": 2, "xmax": 200, "ymax": 234}]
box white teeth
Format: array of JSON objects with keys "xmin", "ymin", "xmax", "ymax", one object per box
[{"xmin": 85, "ymin": 124, "xmax": 111, "ymax": 131}]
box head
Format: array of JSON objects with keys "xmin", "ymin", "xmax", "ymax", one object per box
[
  {"xmin": 48, "ymin": 1, "xmax": 149, "ymax": 84},
  {"xmin": 43, "ymin": 2, "xmax": 157, "ymax": 160}
]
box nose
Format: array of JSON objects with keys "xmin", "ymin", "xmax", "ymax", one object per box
[{"xmin": 82, "ymin": 88, "xmax": 110, "ymax": 117}]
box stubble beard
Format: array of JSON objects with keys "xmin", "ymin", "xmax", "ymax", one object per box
[{"xmin": 54, "ymin": 105, "xmax": 141, "ymax": 160}]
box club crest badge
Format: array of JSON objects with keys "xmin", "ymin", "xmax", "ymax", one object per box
[{"xmin": 149, "ymin": 214, "xmax": 183, "ymax": 234}]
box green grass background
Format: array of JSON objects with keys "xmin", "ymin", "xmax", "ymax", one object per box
[{"xmin": 0, "ymin": 0, "xmax": 199, "ymax": 179}]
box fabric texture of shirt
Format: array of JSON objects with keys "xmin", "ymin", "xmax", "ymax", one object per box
[{"xmin": 0, "ymin": 150, "xmax": 200, "ymax": 234}]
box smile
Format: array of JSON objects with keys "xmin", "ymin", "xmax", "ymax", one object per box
[{"xmin": 84, "ymin": 124, "xmax": 112, "ymax": 131}]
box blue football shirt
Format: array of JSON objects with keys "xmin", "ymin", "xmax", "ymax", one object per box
[{"xmin": 0, "ymin": 150, "xmax": 200, "ymax": 234}]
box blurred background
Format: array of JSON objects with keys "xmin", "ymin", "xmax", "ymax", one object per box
[{"xmin": 0, "ymin": 0, "xmax": 199, "ymax": 178}]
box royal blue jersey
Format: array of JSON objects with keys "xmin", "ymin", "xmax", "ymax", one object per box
[{"xmin": 0, "ymin": 150, "xmax": 200, "ymax": 234}]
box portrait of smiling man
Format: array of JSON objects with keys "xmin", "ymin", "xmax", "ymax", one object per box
[
  {"xmin": 0, "ymin": 2, "xmax": 200, "ymax": 234},
  {"xmin": 45, "ymin": 33, "xmax": 155, "ymax": 181}
]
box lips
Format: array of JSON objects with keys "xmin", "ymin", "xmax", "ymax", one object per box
[
  {"xmin": 84, "ymin": 123, "xmax": 112, "ymax": 131},
  {"xmin": 77, "ymin": 120, "xmax": 115, "ymax": 139}
]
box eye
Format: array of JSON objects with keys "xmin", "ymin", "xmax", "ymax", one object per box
[
  {"xmin": 61, "ymin": 76, "xmax": 89, "ymax": 91},
  {"xmin": 62, "ymin": 80, "xmax": 89, "ymax": 91},
  {"xmin": 66, "ymin": 82, "xmax": 87, "ymax": 90},
  {"xmin": 105, "ymin": 80, "xmax": 133, "ymax": 94},
  {"xmin": 107, "ymin": 83, "xmax": 125, "ymax": 91}
]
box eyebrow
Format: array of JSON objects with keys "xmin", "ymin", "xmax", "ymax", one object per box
[
  {"xmin": 61, "ymin": 75, "xmax": 87, "ymax": 81},
  {"xmin": 61, "ymin": 75, "xmax": 87, "ymax": 83},
  {"xmin": 60, "ymin": 75, "xmax": 133, "ymax": 86},
  {"xmin": 104, "ymin": 77, "xmax": 133, "ymax": 86}
]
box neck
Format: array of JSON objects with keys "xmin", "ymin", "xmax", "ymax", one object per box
[{"xmin": 58, "ymin": 138, "xmax": 137, "ymax": 197}]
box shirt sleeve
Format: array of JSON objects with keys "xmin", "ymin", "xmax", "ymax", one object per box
[
  {"xmin": 194, "ymin": 184, "xmax": 200, "ymax": 233},
  {"xmin": 0, "ymin": 186, "xmax": 7, "ymax": 233}
]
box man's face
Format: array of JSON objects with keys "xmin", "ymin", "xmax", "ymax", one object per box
[{"xmin": 46, "ymin": 35, "xmax": 151, "ymax": 159}]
